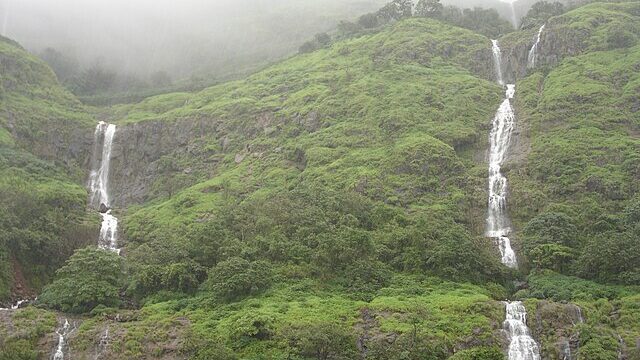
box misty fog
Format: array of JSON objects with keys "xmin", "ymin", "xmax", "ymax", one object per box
[
  {"xmin": 0, "ymin": 0, "xmax": 399, "ymax": 80},
  {"xmin": 0, "ymin": 0, "xmax": 532, "ymax": 85}
]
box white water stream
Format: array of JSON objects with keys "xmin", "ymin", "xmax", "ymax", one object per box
[
  {"xmin": 504, "ymin": 302, "xmax": 541, "ymax": 360},
  {"xmin": 527, "ymin": 25, "xmax": 545, "ymax": 68},
  {"xmin": 487, "ymin": 40, "xmax": 517, "ymax": 268},
  {"xmin": 489, "ymin": 40, "xmax": 540, "ymax": 360},
  {"xmin": 53, "ymin": 319, "xmax": 75, "ymax": 360},
  {"xmin": 88, "ymin": 122, "xmax": 120, "ymax": 253}
]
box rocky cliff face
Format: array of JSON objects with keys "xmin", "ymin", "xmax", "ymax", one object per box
[
  {"xmin": 529, "ymin": 301, "xmax": 584, "ymax": 360},
  {"xmin": 108, "ymin": 117, "xmax": 223, "ymax": 207}
]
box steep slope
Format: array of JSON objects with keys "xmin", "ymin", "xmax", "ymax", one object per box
[
  {"xmin": 0, "ymin": 35, "xmax": 96, "ymax": 302},
  {"xmin": 1, "ymin": 1, "xmax": 639, "ymax": 359}
]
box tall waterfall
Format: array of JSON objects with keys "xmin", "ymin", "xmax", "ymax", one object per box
[
  {"xmin": 527, "ymin": 25, "xmax": 545, "ymax": 68},
  {"xmin": 509, "ymin": 3, "xmax": 518, "ymax": 29},
  {"xmin": 504, "ymin": 302, "xmax": 541, "ymax": 360},
  {"xmin": 88, "ymin": 122, "xmax": 120, "ymax": 253},
  {"xmin": 489, "ymin": 41, "xmax": 540, "ymax": 360},
  {"xmin": 487, "ymin": 41, "xmax": 517, "ymax": 268}
]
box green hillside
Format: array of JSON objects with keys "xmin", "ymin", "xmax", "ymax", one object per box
[
  {"xmin": 0, "ymin": 36, "xmax": 96, "ymax": 300},
  {"xmin": 0, "ymin": 1, "xmax": 639, "ymax": 359}
]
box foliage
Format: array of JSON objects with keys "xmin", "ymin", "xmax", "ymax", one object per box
[
  {"xmin": 520, "ymin": 1, "xmax": 566, "ymax": 30},
  {"xmin": 203, "ymin": 257, "xmax": 273, "ymax": 301},
  {"xmin": 448, "ymin": 347, "xmax": 504, "ymax": 360},
  {"xmin": 415, "ymin": 0, "xmax": 444, "ymax": 18},
  {"xmin": 279, "ymin": 322, "xmax": 357, "ymax": 359},
  {"xmin": 39, "ymin": 247, "xmax": 125, "ymax": 313}
]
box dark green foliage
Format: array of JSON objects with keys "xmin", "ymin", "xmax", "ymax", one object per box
[
  {"xmin": 299, "ymin": 33, "xmax": 334, "ymax": 54},
  {"xmin": 415, "ymin": 0, "xmax": 444, "ymax": 18},
  {"xmin": 448, "ymin": 347, "xmax": 504, "ymax": 360},
  {"xmin": 577, "ymin": 228, "xmax": 640, "ymax": 285},
  {"xmin": 279, "ymin": 322, "xmax": 357, "ymax": 359},
  {"xmin": 520, "ymin": 1, "xmax": 565, "ymax": 29},
  {"xmin": 39, "ymin": 247, "xmax": 125, "ymax": 313},
  {"xmin": 518, "ymin": 271, "xmax": 635, "ymax": 301},
  {"xmin": 204, "ymin": 257, "xmax": 273, "ymax": 301},
  {"xmin": 439, "ymin": 6, "xmax": 514, "ymax": 37},
  {"xmin": 0, "ymin": 339, "xmax": 37, "ymax": 360}
]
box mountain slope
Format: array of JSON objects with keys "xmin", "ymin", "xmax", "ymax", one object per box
[
  {"xmin": 1, "ymin": 1, "xmax": 639, "ymax": 359},
  {"xmin": 0, "ymin": 35, "xmax": 96, "ymax": 301}
]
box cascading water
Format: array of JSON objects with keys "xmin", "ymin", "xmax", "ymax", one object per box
[
  {"xmin": 488, "ymin": 41, "xmax": 540, "ymax": 360},
  {"xmin": 527, "ymin": 25, "xmax": 545, "ymax": 68},
  {"xmin": 491, "ymin": 40, "xmax": 505, "ymax": 86},
  {"xmin": 487, "ymin": 40, "xmax": 518, "ymax": 268},
  {"xmin": 88, "ymin": 122, "xmax": 120, "ymax": 253},
  {"xmin": 95, "ymin": 328, "xmax": 110, "ymax": 360},
  {"xmin": 504, "ymin": 302, "xmax": 541, "ymax": 360},
  {"xmin": 0, "ymin": 299, "xmax": 29, "ymax": 310},
  {"xmin": 510, "ymin": 3, "xmax": 519, "ymax": 28},
  {"xmin": 53, "ymin": 319, "xmax": 74, "ymax": 360}
]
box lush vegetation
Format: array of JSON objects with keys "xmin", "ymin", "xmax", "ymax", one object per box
[
  {"xmin": 0, "ymin": 37, "xmax": 96, "ymax": 300},
  {"xmin": 0, "ymin": 0, "xmax": 639, "ymax": 358}
]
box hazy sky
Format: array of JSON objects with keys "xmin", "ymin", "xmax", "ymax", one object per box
[
  {"xmin": 0, "ymin": 0, "xmax": 390, "ymax": 78},
  {"xmin": 0, "ymin": 0, "xmax": 519, "ymax": 80}
]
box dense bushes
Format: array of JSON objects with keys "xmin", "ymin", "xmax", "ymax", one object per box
[
  {"xmin": 39, "ymin": 247, "xmax": 124, "ymax": 313},
  {"xmin": 204, "ymin": 257, "xmax": 273, "ymax": 301}
]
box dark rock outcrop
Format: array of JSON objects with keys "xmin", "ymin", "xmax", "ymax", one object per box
[{"xmin": 108, "ymin": 117, "xmax": 222, "ymax": 207}]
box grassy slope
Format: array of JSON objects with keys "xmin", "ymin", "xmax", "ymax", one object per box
[
  {"xmin": 87, "ymin": 18, "xmax": 511, "ymax": 359},
  {"xmin": 3, "ymin": 2, "xmax": 640, "ymax": 359},
  {"xmin": 0, "ymin": 37, "xmax": 96, "ymax": 299},
  {"xmin": 78, "ymin": 7, "xmax": 638, "ymax": 359},
  {"xmin": 507, "ymin": 3, "xmax": 640, "ymax": 357}
]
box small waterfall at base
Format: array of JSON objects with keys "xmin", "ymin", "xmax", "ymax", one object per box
[
  {"xmin": 527, "ymin": 25, "xmax": 545, "ymax": 68},
  {"xmin": 504, "ymin": 302, "xmax": 541, "ymax": 360},
  {"xmin": 53, "ymin": 319, "xmax": 74, "ymax": 360},
  {"xmin": 88, "ymin": 122, "xmax": 120, "ymax": 253}
]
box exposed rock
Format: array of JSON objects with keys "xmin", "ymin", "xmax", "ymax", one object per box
[
  {"xmin": 108, "ymin": 117, "xmax": 221, "ymax": 207},
  {"xmin": 99, "ymin": 203, "xmax": 110, "ymax": 214}
]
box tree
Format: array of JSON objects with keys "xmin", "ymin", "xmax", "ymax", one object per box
[
  {"xmin": 522, "ymin": 212, "xmax": 578, "ymax": 249},
  {"xmin": 529, "ymin": 243, "xmax": 574, "ymax": 273},
  {"xmin": 38, "ymin": 48, "xmax": 79, "ymax": 83},
  {"xmin": 377, "ymin": 0, "xmax": 414, "ymax": 23},
  {"xmin": 203, "ymin": 257, "xmax": 273, "ymax": 301},
  {"xmin": 415, "ymin": 0, "xmax": 443, "ymax": 18},
  {"xmin": 39, "ymin": 247, "xmax": 124, "ymax": 313},
  {"xmin": 519, "ymin": 1, "xmax": 565, "ymax": 29}
]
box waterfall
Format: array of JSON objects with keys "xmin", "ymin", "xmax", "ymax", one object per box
[
  {"xmin": 487, "ymin": 84, "xmax": 518, "ymax": 268},
  {"xmin": 527, "ymin": 25, "xmax": 545, "ymax": 68},
  {"xmin": 491, "ymin": 40, "xmax": 505, "ymax": 86},
  {"xmin": 95, "ymin": 328, "xmax": 110, "ymax": 360},
  {"xmin": 560, "ymin": 339, "xmax": 572, "ymax": 360},
  {"xmin": 0, "ymin": 299, "xmax": 29, "ymax": 310},
  {"xmin": 487, "ymin": 40, "xmax": 517, "ymax": 268},
  {"xmin": 509, "ymin": 3, "xmax": 518, "ymax": 29},
  {"xmin": 88, "ymin": 122, "xmax": 120, "ymax": 253},
  {"xmin": 504, "ymin": 302, "xmax": 541, "ymax": 360},
  {"xmin": 53, "ymin": 319, "xmax": 74, "ymax": 360}
]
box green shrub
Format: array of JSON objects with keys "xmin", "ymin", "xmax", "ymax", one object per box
[{"xmin": 39, "ymin": 247, "xmax": 124, "ymax": 313}]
